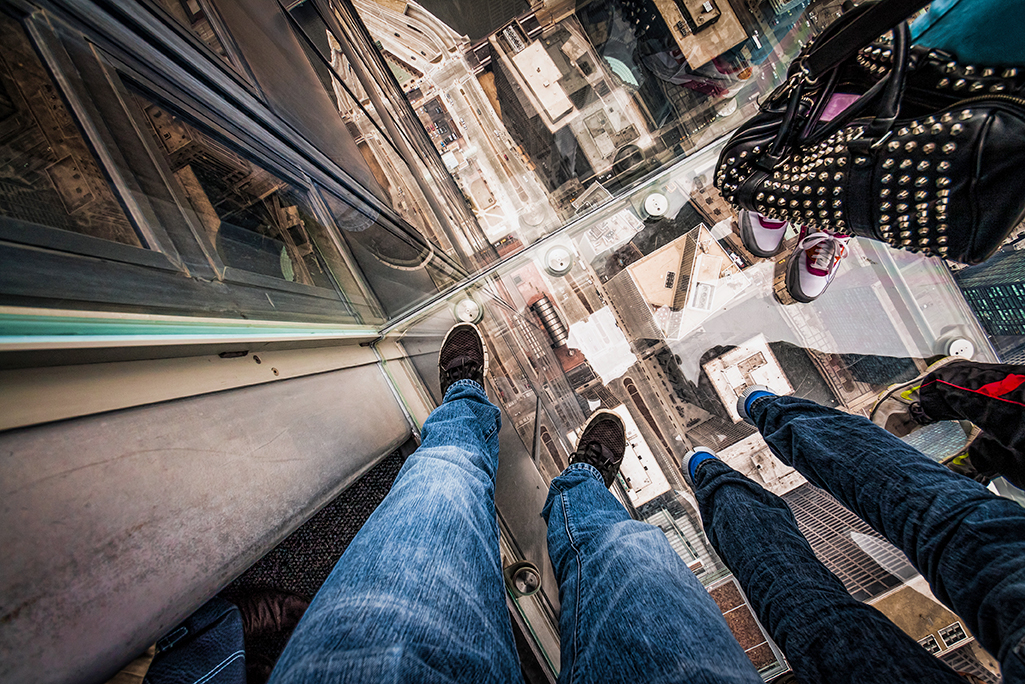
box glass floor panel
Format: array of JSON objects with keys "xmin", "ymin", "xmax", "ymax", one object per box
[{"xmin": 389, "ymin": 138, "xmax": 998, "ymax": 679}]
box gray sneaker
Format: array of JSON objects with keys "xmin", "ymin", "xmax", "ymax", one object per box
[
  {"xmin": 942, "ymin": 443, "xmax": 991, "ymax": 486},
  {"xmin": 682, "ymin": 447, "xmax": 718, "ymax": 488},
  {"xmin": 737, "ymin": 385, "xmax": 777, "ymax": 426},
  {"xmin": 739, "ymin": 210, "xmax": 790, "ymax": 258},
  {"xmin": 869, "ymin": 357, "xmax": 961, "ymax": 438},
  {"xmin": 785, "ymin": 229, "xmax": 851, "ymax": 303}
]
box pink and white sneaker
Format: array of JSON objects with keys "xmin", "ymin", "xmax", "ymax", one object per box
[
  {"xmin": 785, "ymin": 229, "xmax": 851, "ymax": 303},
  {"xmin": 738, "ymin": 210, "xmax": 789, "ymax": 258}
]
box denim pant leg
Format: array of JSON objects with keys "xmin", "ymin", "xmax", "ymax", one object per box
[
  {"xmin": 693, "ymin": 459, "xmax": 966, "ymax": 683},
  {"xmin": 541, "ymin": 463, "xmax": 762, "ymax": 684},
  {"xmin": 748, "ymin": 395, "xmax": 1025, "ymax": 681},
  {"xmin": 269, "ymin": 380, "xmax": 520, "ymax": 684}
]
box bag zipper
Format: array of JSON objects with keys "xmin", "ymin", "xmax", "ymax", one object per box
[
  {"xmin": 950, "ymin": 93, "xmax": 1025, "ymax": 109},
  {"xmin": 724, "ymin": 92, "xmax": 1025, "ymax": 160}
]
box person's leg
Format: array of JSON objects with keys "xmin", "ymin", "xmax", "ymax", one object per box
[
  {"xmin": 270, "ymin": 325, "xmax": 520, "ymax": 684},
  {"xmin": 744, "ymin": 391, "xmax": 1025, "ymax": 681},
  {"xmin": 961, "ymin": 432, "xmax": 1025, "ymax": 489},
  {"xmin": 919, "ymin": 360, "xmax": 1025, "ymax": 482},
  {"xmin": 541, "ymin": 463, "xmax": 762, "ymax": 684},
  {"xmin": 690, "ymin": 456, "xmax": 966, "ymax": 684}
]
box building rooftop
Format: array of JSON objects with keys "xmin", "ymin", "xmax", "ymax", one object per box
[
  {"xmin": 511, "ymin": 41, "xmax": 574, "ymax": 122},
  {"xmin": 702, "ymin": 334, "xmax": 794, "ymax": 422},
  {"xmin": 611, "ymin": 404, "xmax": 673, "ymax": 506}
]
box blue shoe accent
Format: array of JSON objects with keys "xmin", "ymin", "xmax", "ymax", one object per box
[
  {"xmin": 682, "ymin": 447, "xmax": 718, "ymax": 489},
  {"xmin": 737, "ymin": 385, "xmax": 777, "ymax": 426},
  {"xmin": 745, "ymin": 391, "xmax": 774, "ymax": 413},
  {"xmin": 738, "ymin": 387, "xmax": 774, "ymax": 424}
]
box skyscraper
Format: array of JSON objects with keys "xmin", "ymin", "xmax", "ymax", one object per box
[
  {"xmin": 956, "ymin": 247, "xmax": 1025, "ymax": 342},
  {"xmin": 783, "ymin": 484, "xmax": 916, "ymax": 602}
]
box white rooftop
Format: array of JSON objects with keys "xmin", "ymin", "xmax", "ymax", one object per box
[
  {"xmin": 702, "ymin": 334, "xmax": 794, "ymax": 422},
  {"xmin": 512, "ymin": 42, "xmax": 573, "ymax": 121},
  {"xmin": 613, "ymin": 404, "xmax": 672, "ymax": 506}
]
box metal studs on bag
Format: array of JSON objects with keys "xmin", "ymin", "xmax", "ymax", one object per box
[
  {"xmin": 857, "ymin": 44, "xmax": 1023, "ymax": 97},
  {"xmin": 868, "ymin": 109, "xmax": 977, "ymax": 258}
]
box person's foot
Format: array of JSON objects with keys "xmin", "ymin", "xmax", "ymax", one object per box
[
  {"xmin": 739, "ymin": 210, "xmax": 790, "ymax": 258},
  {"xmin": 869, "ymin": 357, "xmax": 961, "ymax": 438},
  {"xmin": 785, "ymin": 229, "xmax": 851, "ymax": 303},
  {"xmin": 737, "ymin": 385, "xmax": 777, "ymax": 426},
  {"xmin": 682, "ymin": 446, "xmax": 719, "ymax": 488},
  {"xmin": 942, "ymin": 445, "xmax": 991, "ymax": 486},
  {"xmin": 569, "ymin": 409, "xmax": 626, "ymax": 488},
  {"xmin": 438, "ymin": 322, "xmax": 489, "ymax": 397}
]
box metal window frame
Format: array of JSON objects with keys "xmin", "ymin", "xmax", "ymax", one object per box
[
  {"xmin": 1, "ymin": 6, "xmax": 394, "ymax": 325},
  {"xmin": 938, "ymin": 621, "xmax": 970, "ymax": 649}
]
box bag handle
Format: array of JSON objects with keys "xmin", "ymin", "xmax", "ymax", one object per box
[
  {"xmin": 802, "ymin": 0, "xmax": 930, "ymax": 80},
  {"xmin": 802, "ymin": 20, "xmax": 912, "ymax": 147},
  {"xmin": 757, "ymin": 6, "xmax": 914, "ymax": 169}
]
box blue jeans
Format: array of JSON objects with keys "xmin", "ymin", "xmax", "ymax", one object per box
[
  {"xmin": 695, "ymin": 395, "xmax": 1025, "ymax": 683},
  {"xmin": 269, "ymin": 380, "xmax": 520, "ymax": 683},
  {"xmin": 269, "ymin": 380, "xmax": 761, "ymax": 683},
  {"xmin": 542, "ymin": 464, "xmax": 761, "ymax": 684}
]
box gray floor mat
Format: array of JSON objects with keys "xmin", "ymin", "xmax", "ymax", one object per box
[{"xmin": 223, "ymin": 449, "xmax": 408, "ymax": 601}]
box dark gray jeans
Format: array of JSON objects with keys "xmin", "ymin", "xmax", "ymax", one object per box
[{"xmin": 696, "ymin": 394, "xmax": 1025, "ymax": 683}]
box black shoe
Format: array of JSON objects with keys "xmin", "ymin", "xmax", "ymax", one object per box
[
  {"xmin": 942, "ymin": 437, "xmax": 992, "ymax": 486},
  {"xmin": 869, "ymin": 356, "xmax": 959, "ymax": 438},
  {"xmin": 233, "ymin": 589, "xmax": 310, "ymax": 684},
  {"xmin": 439, "ymin": 323, "xmax": 489, "ymax": 397},
  {"xmin": 569, "ymin": 409, "xmax": 626, "ymax": 488}
]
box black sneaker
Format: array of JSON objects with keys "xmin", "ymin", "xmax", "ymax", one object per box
[
  {"xmin": 869, "ymin": 356, "xmax": 960, "ymax": 438},
  {"xmin": 569, "ymin": 409, "xmax": 626, "ymax": 488},
  {"xmin": 439, "ymin": 322, "xmax": 489, "ymax": 397},
  {"xmin": 942, "ymin": 436, "xmax": 991, "ymax": 486}
]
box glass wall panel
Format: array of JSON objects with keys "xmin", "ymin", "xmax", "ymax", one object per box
[
  {"xmin": 345, "ymin": 0, "xmax": 849, "ymax": 259},
  {"xmin": 286, "ymin": 0, "xmax": 496, "ymax": 269},
  {"xmin": 0, "ymin": 9, "xmax": 382, "ymax": 326},
  {"xmin": 951, "ymin": 232, "xmax": 1025, "ymax": 363},
  {"xmin": 347, "ymin": 0, "xmax": 1023, "ymax": 361},
  {"xmin": 135, "ymin": 98, "xmax": 340, "ymax": 289},
  {"xmin": 0, "ymin": 13, "xmax": 139, "ymax": 247},
  {"xmin": 321, "ymin": 189, "xmax": 465, "ymax": 317},
  {"xmin": 122, "ymin": 90, "xmax": 391, "ymax": 323},
  {"xmin": 153, "ymin": 0, "xmax": 236, "ymax": 68}
]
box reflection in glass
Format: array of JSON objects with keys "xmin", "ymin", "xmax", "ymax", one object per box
[
  {"xmin": 0, "ymin": 13, "xmax": 138, "ymax": 246},
  {"xmin": 348, "ymin": 0, "xmax": 826, "ymax": 259},
  {"xmin": 392, "ymin": 127, "xmax": 1000, "ymax": 678},
  {"xmin": 320, "ymin": 189, "xmax": 465, "ymax": 319},
  {"xmin": 314, "ymin": 1, "xmax": 1017, "ymax": 678},
  {"xmin": 288, "ymin": 0, "xmax": 494, "ymax": 268},
  {"xmin": 134, "ymin": 96, "xmax": 357, "ymax": 303},
  {"xmin": 154, "ymin": 0, "xmax": 234, "ymax": 66},
  {"xmin": 324, "ymin": 190, "xmax": 433, "ymax": 271},
  {"xmin": 954, "ymin": 245, "xmax": 1025, "ymax": 360}
]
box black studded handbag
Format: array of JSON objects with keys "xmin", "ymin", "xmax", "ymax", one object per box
[{"xmin": 714, "ymin": 0, "xmax": 1025, "ymax": 264}]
